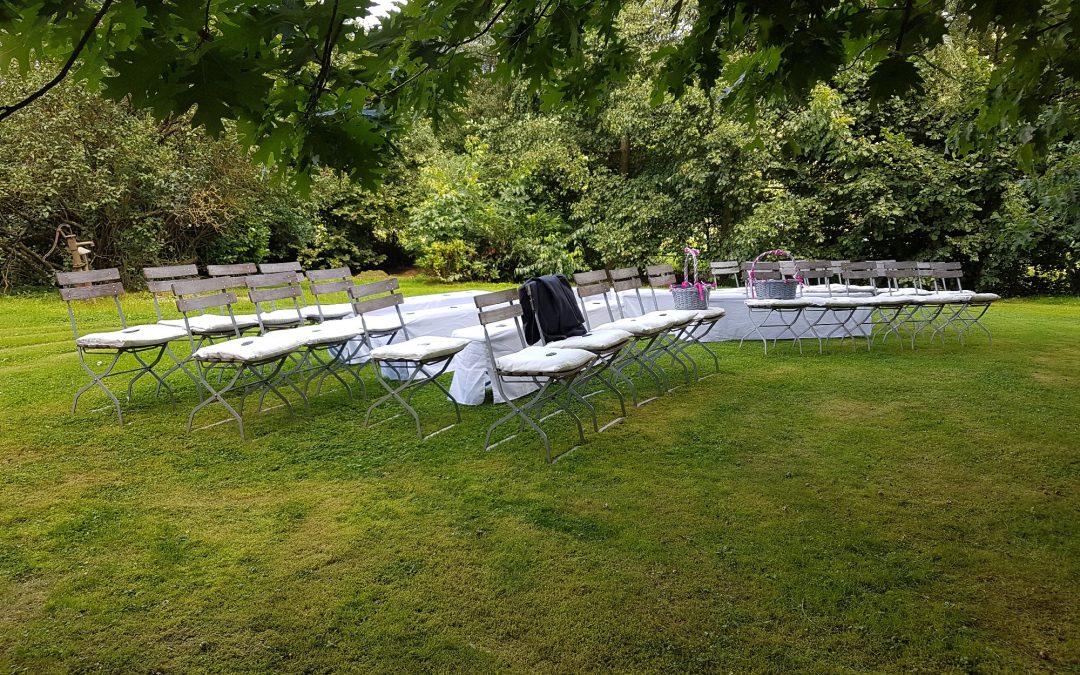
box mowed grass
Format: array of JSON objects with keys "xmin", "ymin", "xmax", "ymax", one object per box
[{"xmin": 0, "ymin": 283, "xmax": 1077, "ymax": 673}]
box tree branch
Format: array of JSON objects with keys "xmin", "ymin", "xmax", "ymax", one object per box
[
  {"xmin": 0, "ymin": 0, "xmax": 115, "ymax": 122},
  {"xmin": 305, "ymin": 0, "xmax": 343, "ymax": 120}
]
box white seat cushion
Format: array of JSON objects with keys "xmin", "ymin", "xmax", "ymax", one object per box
[
  {"xmin": 496, "ymin": 346, "xmax": 595, "ymax": 376},
  {"xmin": 281, "ymin": 322, "xmax": 364, "ymax": 346},
  {"xmin": 343, "ymin": 313, "xmax": 405, "ymax": 334},
  {"xmin": 76, "ymin": 323, "xmax": 188, "ymax": 349},
  {"xmin": 194, "ymin": 332, "xmax": 303, "ymax": 363},
  {"xmin": 594, "ymin": 314, "xmax": 676, "ymax": 336},
  {"xmin": 643, "ymin": 309, "xmax": 698, "ymax": 327},
  {"xmin": 693, "ymin": 307, "xmax": 726, "ymax": 322},
  {"xmin": 257, "ymin": 308, "xmax": 306, "ymax": 326},
  {"xmin": 745, "ymin": 298, "xmax": 824, "ymax": 309},
  {"xmin": 301, "ymin": 303, "xmax": 354, "ymax": 320},
  {"xmin": 967, "ymin": 292, "xmax": 1000, "ymax": 303},
  {"xmin": 822, "ymin": 297, "xmax": 867, "ymax": 309},
  {"xmin": 160, "ymin": 314, "xmax": 248, "ymax": 335},
  {"xmin": 547, "ymin": 329, "xmax": 632, "ymax": 352},
  {"xmin": 369, "ymin": 336, "xmax": 470, "ymax": 362}
]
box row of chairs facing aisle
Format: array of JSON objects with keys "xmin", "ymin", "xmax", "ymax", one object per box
[
  {"xmin": 56, "ymin": 262, "xmax": 725, "ymax": 462},
  {"xmin": 707, "ymin": 259, "xmax": 1000, "ymax": 353}
]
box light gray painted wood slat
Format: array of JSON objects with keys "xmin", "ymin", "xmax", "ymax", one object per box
[
  {"xmin": 576, "ymin": 282, "xmax": 609, "ymax": 298},
  {"xmin": 56, "ymin": 268, "xmax": 121, "ymax": 286},
  {"xmin": 647, "ymin": 272, "xmax": 676, "ymax": 286},
  {"xmin": 473, "ymin": 288, "xmax": 518, "ymax": 308},
  {"xmin": 573, "ymin": 270, "xmax": 608, "ymax": 285},
  {"xmin": 246, "ymin": 271, "xmax": 300, "ymax": 288},
  {"xmin": 60, "ymin": 282, "xmax": 125, "ymax": 301},
  {"xmin": 258, "ymin": 261, "xmax": 302, "ymax": 274},
  {"xmin": 143, "ymin": 264, "xmax": 198, "ymax": 279},
  {"xmin": 479, "ymin": 303, "xmax": 522, "ymax": 324},
  {"xmin": 608, "ymin": 267, "xmax": 640, "ymax": 281},
  {"xmin": 612, "ymin": 278, "xmax": 639, "ymax": 292},
  {"xmin": 349, "ymin": 278, "xmax": 400, "ymax": 298},
  {"xmin": 306, "ymin": 267, "xmax": 352, "ymax": 282},
  {"xmin": 351, "ymin": 293, "xmax": 402, "ymax": 315},
  {"xmin": 207, "ymin": 263, "xmax": 258, "ymax": 276},
  {"xmin": 249, "ymin": 285, "xmax": 302, "ymax": 303},
  {"xmin": 311, "ymin": 279, "xmax": 353, "ymax": 295},
  {"xmin": 645, "ymin": 264, "xmax": 674, "ymax": 276},
  {"xmin": 172, "ymin": 278, "xmax": 228, "ymax": 296},
  {"xmin": 146, "ymin": 280, "xmax": 178, "ymax": 293},
  {"xmin": 177, "ymin": 292, "xmax": 237, "ymax": 313},
  {"xmin": 710, "ymin": 261, "xmax": 740, "ymax": 273}
]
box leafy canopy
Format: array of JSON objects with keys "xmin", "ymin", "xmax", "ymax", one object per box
[{"xmin": 0, "ymin": 0, "xmax": 1076, "ymax": 183}]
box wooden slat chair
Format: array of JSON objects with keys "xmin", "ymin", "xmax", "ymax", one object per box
[
  {"xmin": 791, "ymin": 261, "xmax": 854, "ymax": 352},
  {"xmin": 303, "ymin": 267, "xmax": 356, "ymax": 322},
  {"xmin": 741, "ymin": 260, "xmax": 783, "ymax": 296},
  {"xmin": 244, "ymin": 272, "xmax": 307, "ymax": 334},
  {"xmin": 709, "ymin": 260, "xmax": 742, "ymax": 290},
  {"xmin": 644, "ymin": 263, "xmax": 725, "ymax": 378},
  {"xmin": 572, "ymin": 270, "xmax": 672, "ymax": 404},
  {"xmin": 206, "ymin": 263, "xmax": 258, "ymax": 296},
  {"xmin": 521, "ymin": 282, "xmax": 632, "ymax": 432},
  {"xmin": 349, "ymin": 279, "xmax": 469, "ymax": 440},
  {"xmin": 57, "ymin": 268, "xmax": 190, "ymax": 424},
  {"xmin": 607, "ymin": 266, "xmax": 697, "ymax": 387},
  {"xmin": 841, "ymin": 261, "xmax": 882, "ymax": 295},
  {"xmin": 929, "ymin": 261, "xmax": 964, "ymax": 292},
  {"xmin": 474, "ymin": 289, "xmax": 597, "ymax": 462},
  {"xmin": 143, "ymin": 264, "xmax": 200, "ymax": 322},
  {"xmin": 258, "ymin": 261, "xmax": 309, "ymax": 311},
  {"xmin": 179, "ymin": 283, "xmax": 308, "ymax": 440}
]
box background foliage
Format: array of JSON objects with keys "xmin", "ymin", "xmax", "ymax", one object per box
[{"xmin": 1, "ymin": 0, "xmax": 1077, "ymax": 293}]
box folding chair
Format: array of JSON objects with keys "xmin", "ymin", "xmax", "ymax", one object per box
[
  {"xmin": 475, "ymin": 289, "xmax": 597, "ymax": 462},
  {"xmin": 206, "ymin": 263, "xmax": 258, "ymax": 294},
  {"xmin": 793, "ymin": 261, "xmax": 851, "ymax": 352},
  {"xmin": 522, "ymin": 283, "xmax": 632, "ymax": 432},
  {"xmin": 57, "ymin": 268, "xmax": 190, "ymax": 424},
  {"xmin": 709, "ymin": 260, "xmax": 743, "ymax": 290},
  {"xmin": 573, "ymin": 271, "xmax": 674, "ymax": 403},
  {"xmin": 350, "ymin": 279, "xmax": 469, "ymax": 439},
  {"xmin": 644, "ymin": 263, "xmax": 725, "ymax": 378},
  {"xmin": 245, "ymin": 272, "xmax": 308, "ymax": 333},
  {"xmin": 144, "ymin": 264, "xmax": 200, "ymax": 322},
  {"xmin": 304, "ymin": 267, "xmax": 357, "ymax": 322},
  {"xmin": 180, "ymin": 287, "xmax": 307, "ymax": 439},
  {"xmin": 607, "ymin": 266, "xmax": 697, "ymax": 386}
]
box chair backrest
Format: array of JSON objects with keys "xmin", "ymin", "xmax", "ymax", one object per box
[
  {"xmin": 929, "ymin": 261, "xmax": 963, "ymax": 290},
  {"xmin": 798, "ymin": 260, "xmax": 834, "ymax": 292},
  {"xmin": 607, "ymin": 267, "xmax": 651, "ymax": 315},
  {"xmin": 259, "ymin": 261, "xmax": 305, "ymax": 284},
  {"xmin": 573, "ymin": 279, "xmax": 618, "ymax": 329},
  {"xmin": 172, "ymin": 278, "xmax": 241, "ymax": 347},
  {"xmin": 143, "ymin": 264, "xmax": 199, "ymax": 320},
  {"xmin": 741, "ymin": 261, "xmax": 783, "ymax": 281},
  {"xmin": 348, "ymin": 278, "xmax": 409, "ymax": 340},
  {"xmin": 206, "ymin": 263, "xmax": 258, "ymax": 293},
  {"xmin": 245, "ymin": 272, "xmax": 305, "ymax": 333},
  {"xmin": 709, "ymin": 261, "xmax": 741, "ymax": 288},
  {"xmin": 56, "ymin": 268, "xmax": 126, "ymax": 339},
  {"xmin": 473, "ymin": 288, "xmax": 528, "ymax": 365},
  {"xmin": 880, "ymin": 261, "xmax": 919, "ymax": 293},
  {"xmin": 306, "ymin": 267, "xmax": 353, "ymax": 321},
  {"xmin": 644, "ymin": 264, "xmax": 678, "ymax": 312}
]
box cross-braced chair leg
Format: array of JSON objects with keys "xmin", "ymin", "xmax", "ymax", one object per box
[
  {"xmin": 484, "ymin": 373, "xmax": 587, "ymax": 463},
  {"xmin": 611, "ymin": 334, "xmax": 668, "ymax": 405},
  {"xmin": 73, "ymin": 344, "xmax": 179, "ymax": 424},
  {"xmin": 187, "ymin": 356, "xmax": 297, "ymax": 440},
  {"xmin": 365, "ymin": 356, "xmax": 460, "ymax": 440}
]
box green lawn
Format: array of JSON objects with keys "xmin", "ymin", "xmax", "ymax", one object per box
[{"xmin": 0, "ymin": 284, "xmax": 1077, "ymax": 672}]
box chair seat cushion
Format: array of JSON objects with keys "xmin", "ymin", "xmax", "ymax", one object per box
[
  {"xmin": 496, "ymin": 346, "xmax": 595, "ymax": 376},
  {"xmin": 547, "ymin": 329, "xmax": 631, "ymax": 352},
  {"xmin": 340, "ymin": 313, "xmax": 405, "ymax": 334},
  {"xmin": 194, "ymin": 332, "xmax": 303, "ymax": 363},
  {"xmin": 76, "ymin": 324, "xmax": 188, "ymax": 349},
  {"xmin": 257, "ymin": 308, "xmax": 306, "ymax": 326},
  {"xmin": 301, "ymin": 303, "xmax": 354, "ymax": 320},
  {"xmin": 643, "ymin": 309, "xmax": 698, "ymax": 327},
  {"xmin": 370, "ymin": 336, "xmax": 470, "ymax": 362},
  {"xmin": 745, "ymin": 298, "xmax": 824, "ymax": 309},
  {"xmin": 594, "ymin": 314, "xmax": 676, "ymax": 336},
  {"xmin": 965, "ymin": 292, "xmax": 1000, "ymax": 303},
  {"xmin": 160, "ymin": 314, "xmax": 251, "ymax": 335},
  {"xmin": 694, "ymin": 307, "xmax": 727, "ymax": 322},
  {"xmin": 281, "ymin": 322, "xmax": 364, "ymax": 346}
]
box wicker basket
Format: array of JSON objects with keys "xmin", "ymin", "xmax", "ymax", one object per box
[
  {"xmin": 754, "ymin": 279, "xmax": 798, "ymax": 299},
  {"xmin": 748, "ymin": 249, "xmax": 803, "ymax": 299},
  {"xmin": 670, "ymin": 247, "xmax": 712, "ymax": 310}
]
